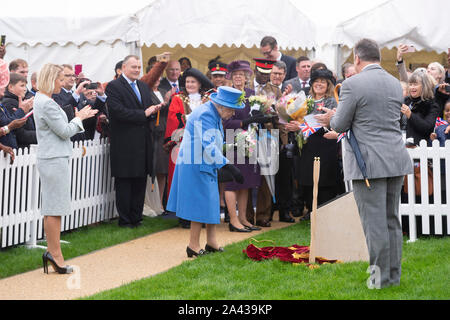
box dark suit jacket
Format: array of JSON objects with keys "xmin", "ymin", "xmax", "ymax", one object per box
[
  {"xmin": 52, "ymin": 89, "xmax": 78, "ymax": 109},
  {"xmin": 1, "ymin": 90, "xmax": 37, "ymax": 148},
  {"xmin": 76, "ymin": 94, "xmax": 106, "ymax": 140},
  {"xmin": 106, "ymin": 75, "xmax": 155, "ymax": 178},
  {"xmin": 158, "ymin": 78, "xmax": 173, "ymax": 93},
  {"xmin": 281, "ymin": 54, "xmax": 297, "ymax": 81}
]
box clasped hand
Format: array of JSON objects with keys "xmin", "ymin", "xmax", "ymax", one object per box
[
  {"xmin": 75, "ymin": 105, "xmax": 99, "ymax": 121},
  {"xmin": 145, "ymin": 103, "xmax": 163, "ymax": 117}
]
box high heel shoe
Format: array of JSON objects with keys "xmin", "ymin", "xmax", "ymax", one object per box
[
  {"xmin": 42, "ymin": 252, "xmax": 73, "ymax": 274},
  {"xmin": 205, "ymin": 244, "xmax": 225, "ymax": 253},
  {"xmin": 186, "ymin": 246, "xmax": 207, "ymax": 258},
  {"xmin": 229, "ymin": 223, "xmax": 252, "ymax": 233}
]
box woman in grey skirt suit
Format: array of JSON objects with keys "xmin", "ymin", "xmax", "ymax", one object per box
[{"xmin": 34, "ymin": 63, "xmax": 97, "ymax": 274}]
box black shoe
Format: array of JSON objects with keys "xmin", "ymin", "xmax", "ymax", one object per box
[
  {"xmin": 205, "ymin": 244, "xmax": 225, "ymax": 253},
  {"xmin": 229, "ymin": 223, "xmax": 252, "ymax": 232},
  {"xmin": 186, "ymin": 246, "xmax": 207, "ymax": 258},
  {"xmin": 42, "ymin": 252, "xmax": 73, "ymax": 274},
  {"xmin": 279, "ymin": 210, "xmax": 295, "ymax": 223},
  {"xmin": 300, "ymin": 211, "xmax": 311, "ymax": 221},
  {"xmin": 244, "ymin": 225, "xmax": 262, "ymax": 231},
  {"xmin": 292, "ymin": 207, "xmax": 304, "ymax": 217}
]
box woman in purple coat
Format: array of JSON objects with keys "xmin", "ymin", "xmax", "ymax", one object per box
[{"xmin": 223, "ymin": 60, "xmax": 273, "ymax": 232}]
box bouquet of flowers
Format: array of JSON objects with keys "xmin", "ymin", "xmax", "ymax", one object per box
[
  {"xmin": 248, "ymin": 95, "xmax": 276, "ymax": 115},
  {"xmin": 275, "ymin": 91, "xmax": 314, "ymax": 124},
  {"xmin": 224, "ymin": 127, "xmax": 258, "ymax": 159}
]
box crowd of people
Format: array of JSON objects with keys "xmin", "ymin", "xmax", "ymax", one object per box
[{"xmin": 0, "ymin": 36, "xmax": 449, "ymax": 279}]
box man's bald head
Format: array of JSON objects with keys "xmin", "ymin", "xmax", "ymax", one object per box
[{"xmin": 166, "ymin": 60, "xmax": 181, "ymax": 82}]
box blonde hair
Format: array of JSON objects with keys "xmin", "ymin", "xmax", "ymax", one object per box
[
  {"xmin": 427, "ymin": 62, "xmax": 445, "ymax": 84},
  {"xmin": 408, "ymin": 69, "xmax": 435, "ymax": 101},
  {"xmin": 37, "ymin": 63, "xmax": 63, "ymax": 95}
]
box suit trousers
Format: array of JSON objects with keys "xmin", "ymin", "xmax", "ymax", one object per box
[
  {"xmin": 352, "ymin": 176, "xmax": 404, "ymax": 288},
  {"xmin": 275, "ymin": 151, "xmax": 293, "ymax": 211},
  {"xmin": 114, "ymin": 177, "xmax": 147, "ymax": 226}
]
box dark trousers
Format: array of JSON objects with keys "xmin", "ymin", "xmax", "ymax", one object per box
[
  {"xmin": 275, "ymin": 151, "xmax": 293, "ymax": 211},
  {"xmin": 114, "ymin": 177, "xmax": 147, "ymax": 226}
]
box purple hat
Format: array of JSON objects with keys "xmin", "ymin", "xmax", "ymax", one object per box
[{"xmin": 226, "ymin": 60, "xmax": 253, "ymax": 80}]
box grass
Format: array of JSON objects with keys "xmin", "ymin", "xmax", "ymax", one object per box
[
  {"xmin": 84, "ymin": 222, "xmax": 450, "ymax": 300},
  {"xmin": 0, "ymin": 216, "xmax": 179, "ymax": 279}
]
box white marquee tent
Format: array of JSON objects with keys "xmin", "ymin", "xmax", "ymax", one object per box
[
  {"xmin": 333, "ymin": 0, "xmax": 450, "ymax": 54},
  {"xmin": 0, "ymin": 0, "xmax": 447, "ymax": 82}
]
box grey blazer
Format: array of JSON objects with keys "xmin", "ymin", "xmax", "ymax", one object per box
[
  {"xmin": 33, "ymin": 92, "xmax": 84, "ymax": 159},
  {"xmin": 330, "ymin": 64, "xmax": 413, "ymax": 181},
  {"xmin": 281, "ymin": 77, "xmax": 309, "ymax": 95}
]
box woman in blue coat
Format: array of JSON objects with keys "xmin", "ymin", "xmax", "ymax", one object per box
[{"xmin": 167, "ymin": 86, "xmax": 244, "ymax": 257}]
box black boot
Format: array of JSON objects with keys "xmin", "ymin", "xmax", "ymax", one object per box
[{"xmin": 279, "ymin": 209, "xmax": 295, "ymax": 223}]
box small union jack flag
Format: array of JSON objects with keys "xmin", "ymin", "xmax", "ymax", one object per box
[
  {"xmin": 299, "ymin": 121, "xmax": 322, "ymax": 139},
  {"xmin": 337, "ymin": 132, "xmax": 346, "ymax": 143},
  {"xmin": 435, "ymin": 117, "xmax": 449, "ymax": 127}
]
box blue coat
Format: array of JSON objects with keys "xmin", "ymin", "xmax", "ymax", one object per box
[{"xmin": 167, "ymin": 101, "xmax": 228, "ymax": 224}]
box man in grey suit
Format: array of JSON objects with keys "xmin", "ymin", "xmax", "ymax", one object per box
[
  {"xmin": 316, "ymin": 39, "xmax": 413, "ymax": 289},
  {"xmin": 281, "ymin": 56, "xmax": 311, "ymax": 96}
]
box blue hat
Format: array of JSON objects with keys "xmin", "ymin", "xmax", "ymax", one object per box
[{"xmin": 209, "ymin": 86, "xmax": 245, "ymax": 109}]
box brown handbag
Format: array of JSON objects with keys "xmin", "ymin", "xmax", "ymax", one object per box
[{"xmin": 403, "ymin": 162, "xmax": 433, "ymax": 196}]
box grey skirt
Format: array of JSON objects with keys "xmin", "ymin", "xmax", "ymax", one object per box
[{"xmin": 37, "ymin": 157, "xmax": 71, "ymax": 216}]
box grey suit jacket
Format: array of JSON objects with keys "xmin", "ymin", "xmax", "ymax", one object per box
[
  {"xmin": 281, "ymin": 77, "xmax": 309, "ymax": 96},
  {"xmin": 33, "ymin": 92, "xmax": 84, "ymax": 159},
  {"xmin": 330, "ymin": 64, "xmax": 413, "ymax": 181}
]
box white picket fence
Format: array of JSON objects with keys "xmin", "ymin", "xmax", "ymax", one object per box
[
  {"xmin": 344, "ymin": 140, "xmax": 450, "ymax": 242},
  {"xmin": 0, "ymin": 139, "xmax": 116, "ymax": 249},
  {"xmin": 401, "ymin": 140, "xmax": 450, "ymax": 241},
  {"xmin": 1, "ymin": 139, "xmax": 449, "ymax": 249}
]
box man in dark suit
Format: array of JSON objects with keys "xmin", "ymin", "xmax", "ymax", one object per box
[
  {"xmin": 158, "ymin": 60, "xmax": 181, "ymax": 93},
  {"xmin": 281, "ymin": 56, "xmax": 312, "ymax": 96},
  {"xmin": 106, "ymin": 55, "xmax": 162, "ymax": 228},
  {"xmin": 260, "ymin": 36, "xmax": 297, "ymax": 81}
]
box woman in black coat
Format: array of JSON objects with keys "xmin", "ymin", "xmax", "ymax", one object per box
[
  {"xmin": 401, "ymin": 69, "xmax": 440, "ymax": 146},
  {"xmin": 293, "ymin": 69, "xmax": 340, "ymax": 219}
]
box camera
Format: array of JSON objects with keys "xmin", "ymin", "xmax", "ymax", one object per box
[
  {"xmin": 445, "ymin": 85, "xmax": 450, "ymax": 93},
  {"xmin": 84, "ymin": 82, "xmax": 98, "ymax": 90},
  {"xmin": 285, "ymin": 142, "xmax": 295, "ymax": 159}
]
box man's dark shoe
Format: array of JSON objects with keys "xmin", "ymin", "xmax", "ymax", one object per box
[{"xmin": 279, "ymin": 210, "xmax": 295, "ymax": 223}]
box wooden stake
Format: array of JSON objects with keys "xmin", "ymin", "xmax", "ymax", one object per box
[{"xmin": 309, "ymin": 157, "xmax": 320, "ymax": 264}]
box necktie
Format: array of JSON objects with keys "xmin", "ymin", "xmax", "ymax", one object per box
[
  {"xmin": 172, "ymin": 83, "xmax": 179, "ymax": 93},
  {"xmin": 302, "ymin": 81, "xmax": 307, "ymax": 88},
  {"xmin": 130, "ymin": 82, "xmax": 142, "ymax": 103}
]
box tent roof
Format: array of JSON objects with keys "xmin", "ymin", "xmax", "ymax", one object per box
[
  {"xmin": 333, "ymin": 0, "xmax": 450, "ymax": 52},
  {"xmin": 137, "ymin": 0, "xmax": 316, "ymax": 50},
  {"xmin": 0, "ymin": 0, "xmax": 152, "ymax": 46}
]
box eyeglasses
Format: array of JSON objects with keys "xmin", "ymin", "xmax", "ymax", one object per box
[
  {"xmin": 262, "ymin": 48, "xmax": 273, "ymax": 57},
  {"xmin": 272, "ymin": 72, "xmax": 285, "ymax": 77},
  {"xmin": 64, "ymin": 74, "xmax": 76, "ymax": 78}
]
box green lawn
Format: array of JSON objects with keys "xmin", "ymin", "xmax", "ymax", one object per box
[
  {"xmin": 84, "ymin": 222, "xmax": 450, "ymax": 300},
  {"xmin": 0, "ymin": 216, "xmax": 179, "ymax": 279}
]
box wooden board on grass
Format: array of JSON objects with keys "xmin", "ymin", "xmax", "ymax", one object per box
[{"xmin": 312, "ymin": 192, "xmax": 369, "ymax": 262}]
